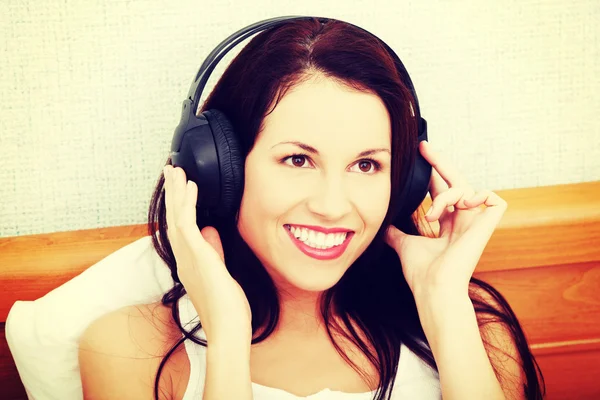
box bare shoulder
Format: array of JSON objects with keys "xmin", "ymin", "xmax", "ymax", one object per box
[{"xmin": 78, "ymin": 301, "xmax": 190, "ymax": 400}]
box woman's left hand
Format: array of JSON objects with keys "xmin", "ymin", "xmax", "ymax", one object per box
[{"xmin": 385, "ymin": 140, "xmax": 508, "ymax": 299}]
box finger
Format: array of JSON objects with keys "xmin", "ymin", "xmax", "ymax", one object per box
[
  {"xmin": 420, "ymin": 141, "xmax": 470, "ymax": 189},
  {"xmin": 163, "ymin": 165, "xmax": 178, "ymax": 245},
  {"xmin": 463, "ymin": 190, "xmax": 489, "ymax": 210},
  {"xmin": 464, "ymin": 190, "xmax": 508, "ymax": 210},
  {"xmin": 169, "ymin": 167, "xmax": 188, "ymax": 246},
  {"xmin": 459, "ymin": 193, "xmax": 508, "ymax": 250},
  {"xmin": 425, "ymin": 187, "xmax": 474, "ymax": 221},
  {"xmin": 175, "ymin": 179, "xmax": 205, "ymax": 247},
  {"xmin": 201, "ymin": 226, "xmax": 225, "ymax": 262},
  {"xmin": 429, "ymin": 167, "xmax": 449, "ymax": 200},
  {"xmin": 170, "ymin": 169, "xmax": 209, "ymax": 260},
  {"xmin": 171, "ymin": 167, "xmax": 188, "ymax": 214}
]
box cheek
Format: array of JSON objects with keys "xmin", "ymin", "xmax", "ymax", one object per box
[
  {"xmin": 237, "ymin": 157, "xmax": 299, "ymax": 236},
  {"xmin": 353, "ymin": 178, "xmax": 391, "ymax": 228}
]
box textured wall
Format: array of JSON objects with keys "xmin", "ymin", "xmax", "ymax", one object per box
[{"xmin": 1, "ymin": 0, "xmax": 599, "ymax": 237}]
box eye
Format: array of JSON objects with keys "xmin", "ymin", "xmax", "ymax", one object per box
[
  {"xmin": 283, "ymin": 154, "xmax": 312, "ymax": 168},
  {"xmin": 349, "ymin": 159, "xmax": 381, "ymax": 174}
]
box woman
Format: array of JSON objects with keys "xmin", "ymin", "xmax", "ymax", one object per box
[{"xmin": 78, "ymin": 18, "xmax": 545, "ymax": 399}]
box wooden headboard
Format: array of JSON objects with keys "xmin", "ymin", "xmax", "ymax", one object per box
[{"xmin": 1, "ymin": 181, "xmax": 599, "ymax": 400}]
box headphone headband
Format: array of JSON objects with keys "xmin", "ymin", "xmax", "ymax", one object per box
[{"xmin": 186, "ymin": 16, "xmax": 423, "ymax": 126}]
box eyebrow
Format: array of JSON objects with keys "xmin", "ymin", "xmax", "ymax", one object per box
[{"xmin": 272, "ymin": 141, "xmax": 391, "ymax": 158}]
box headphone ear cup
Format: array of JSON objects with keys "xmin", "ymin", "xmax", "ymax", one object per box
[
  {"xmin": 409, "ymin": 145, "xmax": 432, "ymax": 213},
  {"xmin": 393, "ymin": 138, "xmax": 432, "ymax": 227},
  {"xmin": 203, "ymin": 109, "xmax": 244, "ymax": 217}
]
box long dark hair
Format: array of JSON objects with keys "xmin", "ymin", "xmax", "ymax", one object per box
[{"xmin": 147, "ymin": 18, "xmax": 545, "ymax": 399}]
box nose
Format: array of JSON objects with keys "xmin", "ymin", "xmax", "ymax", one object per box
[{"xmin": 306, "ymin": 173, "xmax": 353, "ymax": 221}]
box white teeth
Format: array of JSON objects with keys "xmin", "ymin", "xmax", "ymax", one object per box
[
  {"xmin": 301, "ymin": 228, "xmax": 308, "ymax": 241},
  {"xmin": 287, "ymin": 225, "xmax": 349, "ymax": 249},
  {"xmin": 325, "ymin": 234, "xmax": 334, "ymax": 247},
  {"xmin": 316, "ymin": 232, "xmax": 326, "ymax": 246},
  {"xmin": 308, "ymin": 230, "xmax": 317, "ymax": 244}
]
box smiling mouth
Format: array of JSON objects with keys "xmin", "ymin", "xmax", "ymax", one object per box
[
  {"xmin": 286, "ymin": 225, "xmax": 350, "ymax": 248},
  {"xmin": 283, "ymin": 224, "xmax": 354, "ymax": 260}
]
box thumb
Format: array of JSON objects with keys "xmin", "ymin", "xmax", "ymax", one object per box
[
  {"xmin": 385, "ymin": 225, "xmax": 408, "ymax": 252},
  {"xmin": 201, "ymin": 226, "xmax": 225, "ymax": 262}
]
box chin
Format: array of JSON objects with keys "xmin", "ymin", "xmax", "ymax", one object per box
[{"xmin": 263, "ymin": 254, "xmax": 355, "ymax": 294}]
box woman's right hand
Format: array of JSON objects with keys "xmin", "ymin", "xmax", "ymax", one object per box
[{"xmin": 163, "ymin": 165, "xmax": 252, "ymax": 344}]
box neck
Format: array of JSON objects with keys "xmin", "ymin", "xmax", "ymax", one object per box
[{"xmin": 272, "ymin": 279, "xmax": 328, "ymax": 335}]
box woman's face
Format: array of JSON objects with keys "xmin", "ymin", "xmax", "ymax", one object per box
[{"xmin": 237, "ymin": 75, "xmax": 392, "ymax": 292}]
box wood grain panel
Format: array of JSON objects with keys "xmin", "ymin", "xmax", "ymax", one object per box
[
  {"xmin": 0, "ymin": 224, "xmax": 148, "ymax": 277},
  {"xmin": 533, "ymin": 341, "xmax": 600, "ymax": 399},
  {"xmin": 474, "ymin": 260, "xmax": 600, "ymax": 345}
]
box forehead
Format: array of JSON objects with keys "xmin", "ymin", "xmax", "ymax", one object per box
[{"xmin": 257, "ymin": 76, "xmax": 391, "ymax": 151}]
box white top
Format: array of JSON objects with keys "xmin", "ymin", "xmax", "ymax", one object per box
[{"xmin": 177, "ymin": 295, "xmax": 442, "ymax": 399}]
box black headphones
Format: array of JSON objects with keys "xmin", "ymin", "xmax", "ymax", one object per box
[{"xmin": 170, "ymin": 16, "xmax": 432, "ymax": 224}]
